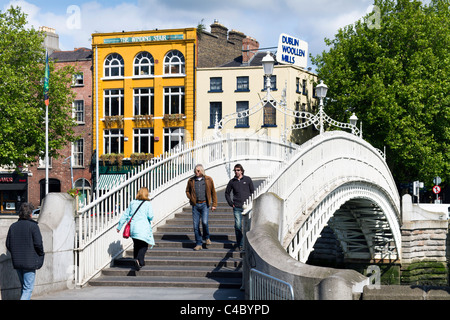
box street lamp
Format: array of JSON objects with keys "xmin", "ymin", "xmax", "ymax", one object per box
[
  {"xmin": 316, "ymin": 80, "xmax": 328, "ymax": 134},
  {"xmin": 261, "ymin": 51, "xmax": 274, "ymax": 76},
  {"xmin": 315, "ymin": 80, "xmax": 328, "ymax": 100},
  {"xmin": 262, "ymin": 51, "xmax": 274, "ymax": 96},
  {"xmin": 349, "ymin": 113, "xmax": 358, "ymax": 127}
]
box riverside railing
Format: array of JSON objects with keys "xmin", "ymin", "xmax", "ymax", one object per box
[
  {"xmin": 249, "ymin": 269, "xmax": 294, "ymax": 300},
  {"xmin": 74, "ymin": 134, "xmax": 297, "ymax": 286}
]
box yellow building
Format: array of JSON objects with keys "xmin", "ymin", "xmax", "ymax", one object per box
[{"xmin": 91, "ymin": 28, "xmax": 197, "ymax": 163}]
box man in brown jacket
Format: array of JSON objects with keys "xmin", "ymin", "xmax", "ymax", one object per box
[{"xmin": 185, "ymin": 164, "xmax": 217, "ymax": 250}]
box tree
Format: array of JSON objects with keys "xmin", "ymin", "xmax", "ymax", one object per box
[
  {"xmin": 0, "ymin": 6, "xmax": 78, "ymax": 168},
  {"xmin": 311, "ymin": 0, "xmax": 450, "ymax": 187}
]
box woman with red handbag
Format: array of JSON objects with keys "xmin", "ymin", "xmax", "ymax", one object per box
[{"xmin": 117, "ymin": 187, "xmax": 154, "ymax": 270}]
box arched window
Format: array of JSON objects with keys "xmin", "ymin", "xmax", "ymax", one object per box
[
  {"xmin": 164, "ymin": 50, "xmax": 185, "ymax": 75},
  {"xmin": 134, "ymin": 52, "xmax": 154, "ymax": 76},
  {"xmin": 104, "ymin": 53, "xmax": 124, "ymax": 77}
]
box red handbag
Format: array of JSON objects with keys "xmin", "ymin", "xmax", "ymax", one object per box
[{"xmin": 123, "ymin": 201, "xmax": 145, "ymax": 239}]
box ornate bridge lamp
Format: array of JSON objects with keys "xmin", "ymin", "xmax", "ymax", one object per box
[
  {"xmin": 213, "ymin": 51, "xmax": 282, "ymax": 138},
  {"xmin": 314, "ymin": 80, "xmax": 361, "ymax": 137},
  {"xmin": 282, "ymin": 80, "xmax": 362, "ymax": 139}
]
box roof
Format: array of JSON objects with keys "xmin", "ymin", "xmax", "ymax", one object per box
[
  {"xmin": 50, "ymin": 48, "xmax": 93, "ymax": 62},
  {"xmin": 220, "ymin": 51, "xmax": 280, "ymax": 68}
]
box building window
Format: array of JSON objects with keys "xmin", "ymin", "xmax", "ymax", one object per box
[
  {"xmin": 263, "ymin": 75, "xmax": 277, "ymax": 91},
  {"xmin": 104, "ymin": 53, "xmax": 124, "ymax": 77},
  {"xmin": 209, "ymin": 102, "xmax": 222, "ymax": 128},
  {"xmin": 236, "ymin": 76, "xmax": 249, "ymax": 92},
  {"xmin": 38, "ymin": 155, "xmax": 52, "ymax": 168},
  {"xmin": 72, "ymin": 139, "xmax": 84, "ymax": 167},
  {"xmin": 164, "ymin": 127, "xmax": 184, "ymax": 152},
  {"xmin": 296, "ymin": 78, "xmax": 301, "ymax": 93},
  {"xmin": 164, "ymin": 87, "xmax": 185, "ymax": 114},
  {"xmin": 164, "ymin": 50, "xmax": 185, "ymax": 75},
  {"xmin": 73, "ymin": 72, "xmax": 84, "ymax": 86},
  {"xmin": 236, "ymin": 101, "xmax": 249, "ymax": 127},
  {"xmin": 263, "ymin": 101, "xmax": 276, "ymax": 126},
  {"xmin": 134, "ymin": 88, "xmax": 154, "ymax": 115},
  {"xmin": 302, "ymin": 79, "xmax": 307, "ymax": 95},
  {"xmin": 134, "ymin": 51, "xmax": 154, "ymax": 76},
  {"xmin": 209, "ymin": 77, "xmax": 222, "ymax": 92},
  {"xmin": 104, "ymin": 89, "xmax": 124, "ymax": 116},
  {"xmin": 134, "ymin": 128, "xmax": 154, "ymax": 154},
  {"xmin": 73, "ymin": 100, "xmax": 85, "ymax": 123},
  {"xmin": 104, "ymin": 129, "xmax": 124, "ymax": 154}
]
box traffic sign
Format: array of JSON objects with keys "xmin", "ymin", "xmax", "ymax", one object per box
[{"xmin": 432, "ymin": 185, "xmax": 441, "ymax": 194}]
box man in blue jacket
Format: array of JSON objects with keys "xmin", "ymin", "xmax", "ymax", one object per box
[
  {"xmin": 6, "ymin": 202, "xmax": 45, "ymax": 300},
  {"xmin": 225, "ymin": 164, "xmax": 254, "ymax": 250}
]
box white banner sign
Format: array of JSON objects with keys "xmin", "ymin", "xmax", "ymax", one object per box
[{"xmin": 276, "ymin": 33, "xmax": 308, "ymax": 69}]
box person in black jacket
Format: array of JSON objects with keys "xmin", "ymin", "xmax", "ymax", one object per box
[
  {"xmin": 225, "ymin": 164, "xmax": 254, "ymax": 250},
  {"xmin": 6, "ymin": 202, "xmax": 45, "ymax": 300}
]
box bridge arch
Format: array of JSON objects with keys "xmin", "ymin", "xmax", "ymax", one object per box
[{"xmin": 247, "ymin": 131, "xmax": 401, "ymax": 264}]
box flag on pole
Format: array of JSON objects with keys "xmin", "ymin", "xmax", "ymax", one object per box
[{"xmin": 44, "ymin": 52, "xmax": 49, "ymax": 106}]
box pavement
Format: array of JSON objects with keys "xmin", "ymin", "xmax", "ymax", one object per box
[{"xmin": 33, "ymin": 285, "xmax": 245, "ymax": 300}]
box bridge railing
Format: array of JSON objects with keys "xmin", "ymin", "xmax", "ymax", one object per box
[
  {"xmin": 74, "ymin": 134, "xmax": 298, "ymax": 286},
  {"xmin": 243, "ymin": 131, "xmax": 401, "ymax": 262}
]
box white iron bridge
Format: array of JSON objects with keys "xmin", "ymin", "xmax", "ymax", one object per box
[{"xmin": 73, "ymin": 131, "xmax": 401, "ymax": 287}]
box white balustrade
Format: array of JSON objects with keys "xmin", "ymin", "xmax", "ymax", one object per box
[{"xmin": 74, "ymin": 134, "xmax": 297, "ymax": 286}]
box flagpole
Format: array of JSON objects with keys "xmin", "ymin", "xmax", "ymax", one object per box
[{"xmin": 44, "ymin": 51, "xmax": 49, "ymax": 196}]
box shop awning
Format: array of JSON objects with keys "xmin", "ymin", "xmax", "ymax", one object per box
[{"xmin": 97, "ymin": 174, "xmax": 127, "ymax": 190}]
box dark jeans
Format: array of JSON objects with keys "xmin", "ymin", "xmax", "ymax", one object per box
[
  {"xmin": 233, "ymin": 207, "xmax": 244, "ymax": 247},
  {"xmin": 132, "ymin": 238, "xmax": 148, "ymax": 266},
  {"xmin": 192, "ymin": 203, "xmax": 210, "ymax": 246}
]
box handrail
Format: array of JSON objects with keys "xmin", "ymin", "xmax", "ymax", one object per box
[{"xmin": 74, "ymin": 133, "xmax": 298, "ymax": 286}]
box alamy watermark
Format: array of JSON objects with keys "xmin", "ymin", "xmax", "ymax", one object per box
[
  {"xmin": 66, "ymin": 5, "xmax": 81, "ymax": 30},
  {"xmin": 365, "ymin": 5, "xmax": 381, "ymax": 29}
]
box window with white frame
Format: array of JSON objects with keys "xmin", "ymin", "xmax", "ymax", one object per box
[
  {"xmin": 104, "ymin": 53, "xmax": 124, "ymax": 77},
  {"xmin": 104, "ymin": 129, "xmax": 124, "ymax": 154},
  {"xmin": 72, "ymin": 139, "xmax": 84, "ymax": 167},
  {"xmin": 73, "ymin": 72, "xmax": 84, "ymax": 86},
  {"xmin": 38, "ymin": 155, "xmax": 52, "ymax": 168},
  {"xmin": 134, "ymin": 128, "xmax": 154, "ymax": 154},
  {"xmin": 164, "ymin": 87, "xmax": 185, "ymax": 114},
  {"xmin": 263, "ymin": 101, "xmax": 276, "ymax": 126},
  {"xmin": 104, "ymin": 89, "xmax": 124, "ymax": 116},
  {"xmin": 164, "ymin": 127, "xmax": 184, "ymax": 152},
  {"xmin": 134, "ymin": 51, "xmax": 154, "ymax": 76},
  {"xmin": 164, "ymin": 50, "xmax": 185, "ymax": 75},
  {"xmin": 134, "ymin": 88, "xmax": 154, "ymax": 115},
  {"xmin": 236, "ymin": 101, "xmax": 249, "ymax": 127},
  {"xmin": 236, "ymin": 76, "xmax": 249, "ymax": 92},
  {"xmin": 73, "ymin": 100, "xmax": 85, "ymax": 123},
  {"xmin": 209, "ymin": 102, "xmax": 222, "ymax": 128}
]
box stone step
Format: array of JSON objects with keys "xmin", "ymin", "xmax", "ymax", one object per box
[
  {"xmin": 89, "ymin": 275, "xmax": 242, "ymax": 289},
  {"xmin": 89, "ymin": 188, "xmax": 246, "ymax": 290},
  {"xmin": 101, "ymin": 264, "xmax": 242, "ymax": 278}
]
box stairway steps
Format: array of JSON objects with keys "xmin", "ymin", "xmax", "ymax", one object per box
[
  {"xmin": 89, "ymin": 276, "xmax": 242, "ymax": 289},
  {"xmin": 89, "ymin": 189, "xmax": 244, "ymax": 289}
]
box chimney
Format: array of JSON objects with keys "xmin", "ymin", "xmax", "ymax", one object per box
[
  {"xmin": 242, "ymin": 36, "xmax": 259, "ymax": 63},
  {"xmin": 210, "ymin": 20, "xmax": 228, "ymax": 40}
]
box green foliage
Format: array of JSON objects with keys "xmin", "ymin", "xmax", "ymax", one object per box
[
  {"xmin": 311, "ymin": 0, "xmax": 450, "ymax": 186},
  {"xmin": 0, "ymin": 6, "xmax": 78, "ymax": 167}
]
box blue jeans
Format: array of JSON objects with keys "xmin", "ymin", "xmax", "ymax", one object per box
[
  {"xmin": 233, "ymin": 207, "xmax": 244, "ymax": 247},
  {"xmin": 192, "ymin": 203, "xmax": 210, "ymax": 246},
  {"xmin": 16, "ymin": 269, "xmax": 36, "ymax": 300}
]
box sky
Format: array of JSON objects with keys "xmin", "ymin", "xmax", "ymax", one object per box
[{"xmin": 2, "ymin": 0, "xmax": 383, "ymax": 70}]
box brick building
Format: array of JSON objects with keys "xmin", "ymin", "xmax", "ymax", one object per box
[
  {"xmin": 197, "ymin": 20, "xmax": 259, "ymax": 67},
  {"xmin": 27, "ymin": 48, "xmax": 93, "ymax": 209}
]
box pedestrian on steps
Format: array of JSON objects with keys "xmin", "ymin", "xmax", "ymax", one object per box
[
  {"xmin": 185, "ymin": 164, "xmax": 217, "ymax": 251},
  {"xmin": 117, "ymin": 187, "xmax": 154, "ymax": 270},
  {"xmin": 6, "ymin": 202, "xmax": 45, "ymax": 300},
  {"xmin": 225, "ymin": 164, "xmax": 254, "ymax": 250}
]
